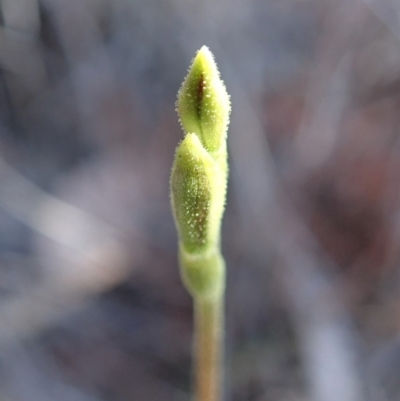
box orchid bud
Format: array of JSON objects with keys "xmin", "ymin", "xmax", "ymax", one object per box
[
  {"xmin": 171, "ymin": 46, "xmax": 230, "ymax": 299},
  {"xmin": 170, "ymin": 133, "xmax": 225, "ymax": 255},
  {"xmin": 177, "ymin": 46, "xmax": 231, "ymax": 155}
]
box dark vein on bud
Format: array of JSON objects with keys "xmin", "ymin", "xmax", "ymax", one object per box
[{"xmin": 197, "ymin": 73, "xmax": 205, "ymax": 121}]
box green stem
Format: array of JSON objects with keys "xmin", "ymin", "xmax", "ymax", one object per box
[{"xmin": 194, "ymin": 294, "xmax": 224, "ymax": 401}]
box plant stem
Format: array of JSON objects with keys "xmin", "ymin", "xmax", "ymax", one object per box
[{"xmin": 194, "ymin": 294, "xmax": 224, "ymax": 401}]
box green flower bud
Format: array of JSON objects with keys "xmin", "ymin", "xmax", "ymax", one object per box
[
  {"xmin": 177, "ymin": 46, "xmax": 231, "ymax": 155},
  {"xmin": 172, "ymin": 46, "xmax": 230, "ymax": 300},
  {"xmin": 170, "ymin": 133, "xmax": 225, "ymax": 255}
]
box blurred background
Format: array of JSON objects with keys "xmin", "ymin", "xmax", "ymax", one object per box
[{"xmin": 1, "ymin": 0, "xmax": 400, "ymax": 400}]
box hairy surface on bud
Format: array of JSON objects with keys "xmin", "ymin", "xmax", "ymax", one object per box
[
  {"xmin": 177, "ymin": 46, "xmax": 230, "ymax": 155},
  {"xmin": 172, "ymin": 46, "xmax": 230, "ymax": 299},
  {"xmin": 171, "ymin": 134, "xmax": 225, "ymax": 254}
]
